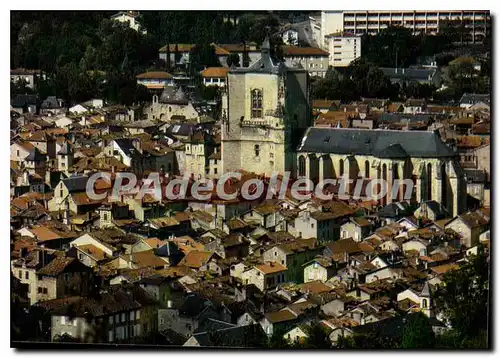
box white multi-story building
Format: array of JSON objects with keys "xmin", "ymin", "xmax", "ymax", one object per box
[
  {"xmin": 320, "ymin": 10, "xmax": 490, "ymax": 48},
  {"xmin": 111, "ymin": 11, "xmax": 146, "ymax": 34},
  {"xmin": 325, "ymin": 32, "xmax": 362, "ymax": 67}
]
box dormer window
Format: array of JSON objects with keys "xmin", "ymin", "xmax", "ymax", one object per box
[{"xmin": 251, "ymin": 89, "xmax": 263, "ymax": 118}]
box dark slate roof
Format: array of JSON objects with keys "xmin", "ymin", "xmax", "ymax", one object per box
[
  {"xmin": 62, "ymin": 175, "xmax": 89, "ymax": 193},
  {"xmin": 380, "ymin": 67, "xmax": 436, "ymax": 81},
  {"xmin": 156, "ymin": 241, "xmax": 182, "ymax": 259},
  {"xmin": 297, "ymin": 128, "xmax": 455, "ymax": 158},
  {"xmin": 377, "ymin": 202, "xmax": 412, "ymax": 218},
  {"xmin": 114, "ymin": 138, "xmax": 137, "ymax": 157},
  {"xmin": 41, "ymin": 96, "xmax": 62, "ymax": 109},
  {"xmin": 376, "ymin": 143, "xmax": 408, "ymax": 159},
  {"xmin": 159, "ymin": 86, "xmax": 188, "ymax": 105},
  {"xmin": 194, "ymin": 318, "xmax": 236, "ymax": 334},
  {"xmin": 179, "ymin": 294, "xmax": 212, "ymax": 318},
  {"xmin": 231, "ymin": 37, "xmax": 288, "ymax": 75},
  {"xmin": 189, "ymin": 324, "xmax": 267, "ymax": 347},
  {"xmin": 11, "ymin": 94, "xmax": 39, "ymax": 108},
  {"xmin": 459, "ymin": 93, "xmax": 490, "ymax": 106},
  {"xmin": 166, "ymin": 122, "xmax": 214, "ymax": 137},
  {"xmin": 420, "ymin": 200, "xmax": 449, "ymax": 217},
  {"xmin": 25, "ymin": 147, "xmax": 45, "ymax": 161}
]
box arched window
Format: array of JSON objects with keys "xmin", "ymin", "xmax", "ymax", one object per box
[
  {"xmin": 298, "ymin": 156, "xmax": 306, "ymax": 177},
  {"xmin": 251, "ymin": 89, "xmax": 263, "ymax": 118},
  {"xmin": 365, "ymin": 160, "xmax": 370, "ymax": 178},
  {"xmin": 339, "ymin": 159, "xmax": 344, "ymax": 176},
  {"xmin": 422, "ymin": 299, "xmax": 428, "ymax": 308}
]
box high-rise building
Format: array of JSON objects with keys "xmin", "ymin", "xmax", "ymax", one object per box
[{"xmin": 320, "ymin": 10, "xmax": 490, "ymax": 47}]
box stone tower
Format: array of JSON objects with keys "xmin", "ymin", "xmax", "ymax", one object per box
[{"xmin": 221, "ymin": 37, "xmax": 311, "ymax": 177}]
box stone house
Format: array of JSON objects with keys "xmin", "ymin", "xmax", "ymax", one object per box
[
  {"xmin": 184, "ymin": 132, "xmax": 216, "ymax": 179},
  {"xmin": 42, "ymin": 284, "xmax": 157, "ymax": 343},
  {"xmin": 413, "ymin": 200, "xmax": 450, "ymax": 221},
  {"xmin": 303, "ymin": 256, "xmax": 337, "ymax": 283},
  {"xmin": 158, "ymin": 294, "xmax": 221, "ymax": 338},
  {"xmin": 35, "ymin": 256, "xmax": 94, "ymax": 304},
  {"xmin": 243, "ymin": 203, "xmax": 284, "ymax": 231},
  {"xmin": 262, "ymin": 238, "xmax": 321, "ymax": 283},
  {"xmin": 340, "ymin": 217, "xmax": 373, "ymax": 242},
  {"xmin": 445, "ymin": 210, "xmax": 489, "ymax": 248},
  {"xmin": 241, "ymin": 263, "xmax": 287, "ymax": 292},
  {"xmin": 11, "ymin": 248, "xmax": 54, "ymax": 305},
  {"xmin": 294, "ymin": 210, "xmax": 339, "ymax": 243}
]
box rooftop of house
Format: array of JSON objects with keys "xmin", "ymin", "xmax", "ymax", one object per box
[
  {"xmin": 136, "ymin": 71, "xmax": 173, "ymax": 80},
  {"xmin": 200, "ymin": 67, "xmax": 230, "ymax": 78},
  {"xmin": 178, "ymin": 250, "xmax": 214, "ymax": 269},
  {"xmin": 255, "ymin": 262, "xmax": 287, "ymax": 275}
]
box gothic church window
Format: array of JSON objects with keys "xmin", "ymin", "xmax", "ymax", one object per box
[{"xmin": 251, "ymin": 89, "xmax": 263, "ymax": 118}]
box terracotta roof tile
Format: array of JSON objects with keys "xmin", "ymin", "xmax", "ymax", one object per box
[
  {"xmin": 282, "ymin": 46, "xmax": 329, "ymax": 56},
  {"xmin": 37, "ymin": 256, "xmax": 77, "ymax": 276},
  {"xmin": 255, "ymin": 262, "xmax": 287, "ymax": 274},
  {"xmin": 201, "ymin": 67, "xmax": 230, "ymax": 78},
  {"xmin": 265, "ymin": 309, "xmax": 297, "ymax": 323},
  {"xmin": 136, "ymin": 71, "xmax": 173, "ymax": 79},
  {"xmin": 76, "ymin": 244, "xmax": 108, "ymax": 261},
  {"xmin": 179, "ymin": 250, "xmax": 214, "ymax": 269}
]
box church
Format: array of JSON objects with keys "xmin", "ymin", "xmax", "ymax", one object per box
[
  {"xmin": 221, "ymin": 37, "xmax": 312, "ymax": 176},
  {"xmin": 297, "ymin": 127, "xmax": 467, "ymax": 216},
  {"xmin": 220, "ymin": 39, "xmax": 467, "ymax": 217}
]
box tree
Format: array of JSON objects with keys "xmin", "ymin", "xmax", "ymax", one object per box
[
  {"xmin": 405, "ymin": 82, "xmax": 437, "ymax": 99},
  {"xmin": 433, "ymin": 245, "xmax": 489, "ymax": 341},
  {"xmin": 401, "ymin": 312, "xmax": 436, "ymax": 348},
  {"xmin": 299, "ymin": 323, "xmax": 332, "ymax": 348},
  {"xmin": 267, "ymin": 327, "xmax": 291, "ymax": 348},
  {"xmin": 242, "ymin": 43, "xmax": 250, "ymax": 67},
  {"xmin": 166, "ymin": 40, "xmax": 171, "ymax": 70},
  {"xmin": 174, "ymin": 43, "xmax": 181, "ymax": 65},
  {"xmin": 189, "ymin": 43, "xmax": 221, "ymax": 74},
  {"xmin": 226, "ymin": 53, "xmax": 240, "ymax": 67}
]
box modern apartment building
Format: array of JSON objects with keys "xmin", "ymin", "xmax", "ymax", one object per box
[
  {"xmin": 320, "ymin": 10, "xmax": 490, "ymax": 47},
  {"xmin": 325, "ymin": 32, "xmax": 362, "ymax": 67}
]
